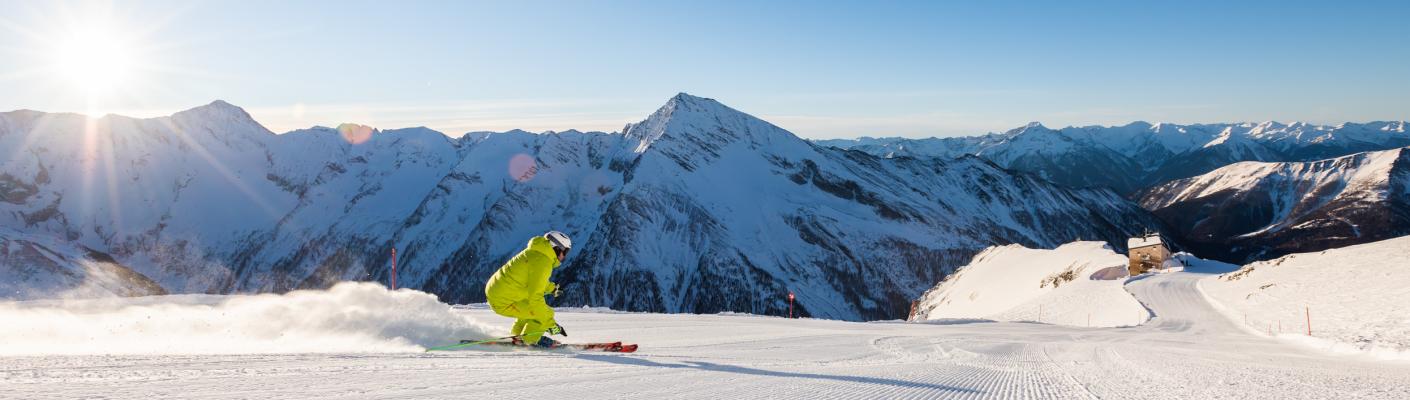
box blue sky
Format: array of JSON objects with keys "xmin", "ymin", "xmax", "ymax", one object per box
[{"xmin": 1, "ymin": 0, "xmax": 1406, "ymax": 138}]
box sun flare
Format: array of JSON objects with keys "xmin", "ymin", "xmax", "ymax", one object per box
[{"xmin": 50, "ymin": 26, "xmax": 135, "ymax": 97}]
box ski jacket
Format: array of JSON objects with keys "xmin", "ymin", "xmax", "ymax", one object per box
[{"xmin": 485, "ymin": 236, "xmax": 560, "ymax": 303}]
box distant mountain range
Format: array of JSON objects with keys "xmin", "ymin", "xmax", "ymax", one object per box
[
  {"xmin": 1138, "ymin": 147, "xmax": 1410, "ymax": 263},
  {"xmin": 818, "ymin": 120, "xmax": 1410, "ymax": 195},
  {"xmin": 821, "ymin": 121, "xmax": 1410, "ymax": 263},
  {"xmin": 0, "ymin": 94, "xmax": 1162, "ymax": 320}
]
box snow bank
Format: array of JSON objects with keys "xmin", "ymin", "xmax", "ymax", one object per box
[
  {"xmin": 911, "ymin": 241, "xmax": 1150, "ymax": 327},
  {"xmin": 0, "ymin": 282, "xmax": 496, "ymax": 355},
  {"xmin": 1200, "ymin": 236, "xmax": 1410, "ymax": 360}
]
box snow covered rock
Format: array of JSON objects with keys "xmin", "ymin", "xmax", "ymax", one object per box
[
  {"xmin": 1138, "ymin": 147, "xmax": 1410, "ymax": 263},
  {"xmin": 1200, "ymin": 236, "xmax": 1410, "ymax": 359},
  {"xmin": 910, "ymin": 241, "xmax": 1150, "ymax": 327}
]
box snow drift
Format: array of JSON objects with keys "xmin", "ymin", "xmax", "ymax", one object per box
[
  {"xmin": 0, "ymin": 282, "xmax": 495, "ymax": 355},
  {"xmin": 910, "ymin": 241, "xmax": 1150, "ymax": 327},
  {"xmin": 1200, "ymin": 235, "xmax": 1410, "ymax": 360}
]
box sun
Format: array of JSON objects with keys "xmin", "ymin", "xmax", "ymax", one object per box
[{"xmin": 50, "ymin": 26, "xmax": 135, "ymax": 98}]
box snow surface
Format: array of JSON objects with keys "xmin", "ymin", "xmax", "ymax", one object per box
[
  {"xmin": 1200, "ymin": 236, "xmax": 1410, "ymax": 360},
  {"xmin": 910, "ymin": 242, "xmax": 1149, "ymax": 327},
  {"xmin": 4, "ymin": 268, "xmax": 1410, "ymax": 399}
]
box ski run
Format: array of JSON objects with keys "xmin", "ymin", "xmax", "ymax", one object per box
[{"xmin": 4, "ymin": 238, "xmax": 1410, "ymax": 399}]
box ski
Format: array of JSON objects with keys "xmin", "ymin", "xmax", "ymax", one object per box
[{"xmin": 450, "ymin": 339, "xmax": 638, "ymax": 353}]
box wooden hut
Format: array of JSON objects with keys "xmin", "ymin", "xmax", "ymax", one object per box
[{"xmin": 1128, "ymin": 234, "xmax": 1170, "ymax": 276}]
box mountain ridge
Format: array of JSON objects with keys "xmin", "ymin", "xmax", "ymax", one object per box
[
  {"xmin": 819, "ymin": 120, "xmax": 1410, "ymax": 195},
  {"xmin": 1137, "ymin": 146, "xmax": 1410, "ymax": 262}
]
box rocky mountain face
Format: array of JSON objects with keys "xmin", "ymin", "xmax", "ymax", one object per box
[
  {"xmin": 0, "ymin": 94, "xmax": 1164, "ymax": 320},
  {"xmin": 1137, "ymin": 147, "xmax": 1410, "ymax": 263},
  {"xmin": 818, "ymin": 121, "xmax": 1410, "ymax": 195},
  {"xmin": 0, "ymin": 227, "xmax": 165, "ymax": 300}
]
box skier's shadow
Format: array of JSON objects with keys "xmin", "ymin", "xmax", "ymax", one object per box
[{"xmin": 574, "ymin": 354, "xmax": 979, "ymax": 394}]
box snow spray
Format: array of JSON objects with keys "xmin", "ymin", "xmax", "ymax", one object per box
[{"xmin": 0, "ymin": 282, "xmax": 496, "ymax": 355}]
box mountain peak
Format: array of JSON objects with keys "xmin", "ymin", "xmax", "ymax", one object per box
[
  {"xmin": 175, "ymin": 99, "xmax": 254, "ymax": 120},
  {"xmin": 667, "ymin": 92, "xmax": 716, "ymax": 106},
  {"xmin": 622, "ymin": 93, "xmax": 803, "ymax": 154},
  {"xmin": 183, "ymin": 99, "xmax": 245, "ymax": 115},
  {"xmin": 170, "ymin": 100, "xmax": 272, "ymax": 136},
  {"xmin": 1004, "ymin": 121, "xmax": 1051, "ymax": 135}
]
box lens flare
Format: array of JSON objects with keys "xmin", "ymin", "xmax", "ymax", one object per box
[
  {"xmin": 338, "ymin": 123, "xmax": 375, "ymax": 145},
  {"xmin": 508, "ymin": 154, "xmax": 538, "ymax": 182}
]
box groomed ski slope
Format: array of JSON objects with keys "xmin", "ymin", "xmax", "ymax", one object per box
[
  {"xmin": 4, "ymin": 269, "xmax": 1410, "ymax": 399},
  {"xmin": 1201, "ymin": 236, "xmax": 1410, "ymax": 360}
]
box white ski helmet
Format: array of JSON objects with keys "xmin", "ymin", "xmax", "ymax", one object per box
[{"xmin": 544, "ymin": 231, "xmax": 572, "ymax": 252}]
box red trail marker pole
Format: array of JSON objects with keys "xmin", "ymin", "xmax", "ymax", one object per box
[
  {"xmin": 788, "ymin": 292, "xmax": 795, "ymax": 319},
  {"xmin": 391, "ymin": 247, "xmax": 398, "ymax": 290},
  {"xmin": 1306, "ymin": 306, "xmax": 1312, "ymax": 336}
]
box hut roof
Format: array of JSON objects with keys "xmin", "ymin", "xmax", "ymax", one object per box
[{"xmin": 1128, "ymin": 235, "xmax": 1163, "ymax": 249}]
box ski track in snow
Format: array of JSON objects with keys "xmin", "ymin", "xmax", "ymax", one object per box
[{"xmin": 3, "ymin": 270, "xmax": 1409, "ymax": 399}]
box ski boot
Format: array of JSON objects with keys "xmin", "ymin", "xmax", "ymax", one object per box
[
  {"xmin": 532, "ymin": 336, "xmax": 559, "ymax": 348},
  {"xmin": 509, "ymin": 336, "xmax": 559, "ymax": 348}
]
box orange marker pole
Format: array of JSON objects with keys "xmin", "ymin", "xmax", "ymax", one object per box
[{"xmin": 1306, "ymin": 306, "xmax": 1312, "ymax": 336}]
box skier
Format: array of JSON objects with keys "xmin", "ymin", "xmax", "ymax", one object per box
[{"xmin": 484, "ymin": 231, "xmax": 571, "ymax": 348}]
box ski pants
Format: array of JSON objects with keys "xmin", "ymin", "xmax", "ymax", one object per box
[{"xmin": 488, "ymin": 296, "xmax": 555, "ymax": 344}]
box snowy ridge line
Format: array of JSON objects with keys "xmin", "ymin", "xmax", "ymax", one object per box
[
  {"xmin": 0, "ymin": 282, "xmax": 496, "ymax": 355},
  {"xmin": 821, "ymin": 121, "xmax": 1410, "ymax": 196}
]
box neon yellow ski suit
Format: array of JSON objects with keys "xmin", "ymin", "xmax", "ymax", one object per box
[{"xmin": 485, "ymin": 236, "xmax": 560, "ymax": 344}]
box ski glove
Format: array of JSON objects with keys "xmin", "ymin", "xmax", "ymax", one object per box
[
  {"xmin": 545, "ymin": 324, "xmax": 568, "ymax": 336},
  {"xmin": 543, "ymin": 282, "xmax": 559, "ymax": 297}
]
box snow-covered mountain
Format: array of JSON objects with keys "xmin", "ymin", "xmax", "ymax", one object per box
[
  {"xmin": 818, "ymin": 121, "xmax": 1410, "ymax": 195},
  {"xmin": 909, "ymin": 241, "xmax": 1149, "ymax": 327},
  {"xmin": 0, "ymin": 94, "xmax": 1164, "ymax": 320},
  {"xmin": 0, "ymin": 227, "xmax": 164, "ymax": 300},
  {"xmin": 1137, "ymin": 147, "xmax": 1410, "ymax": 263}
]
